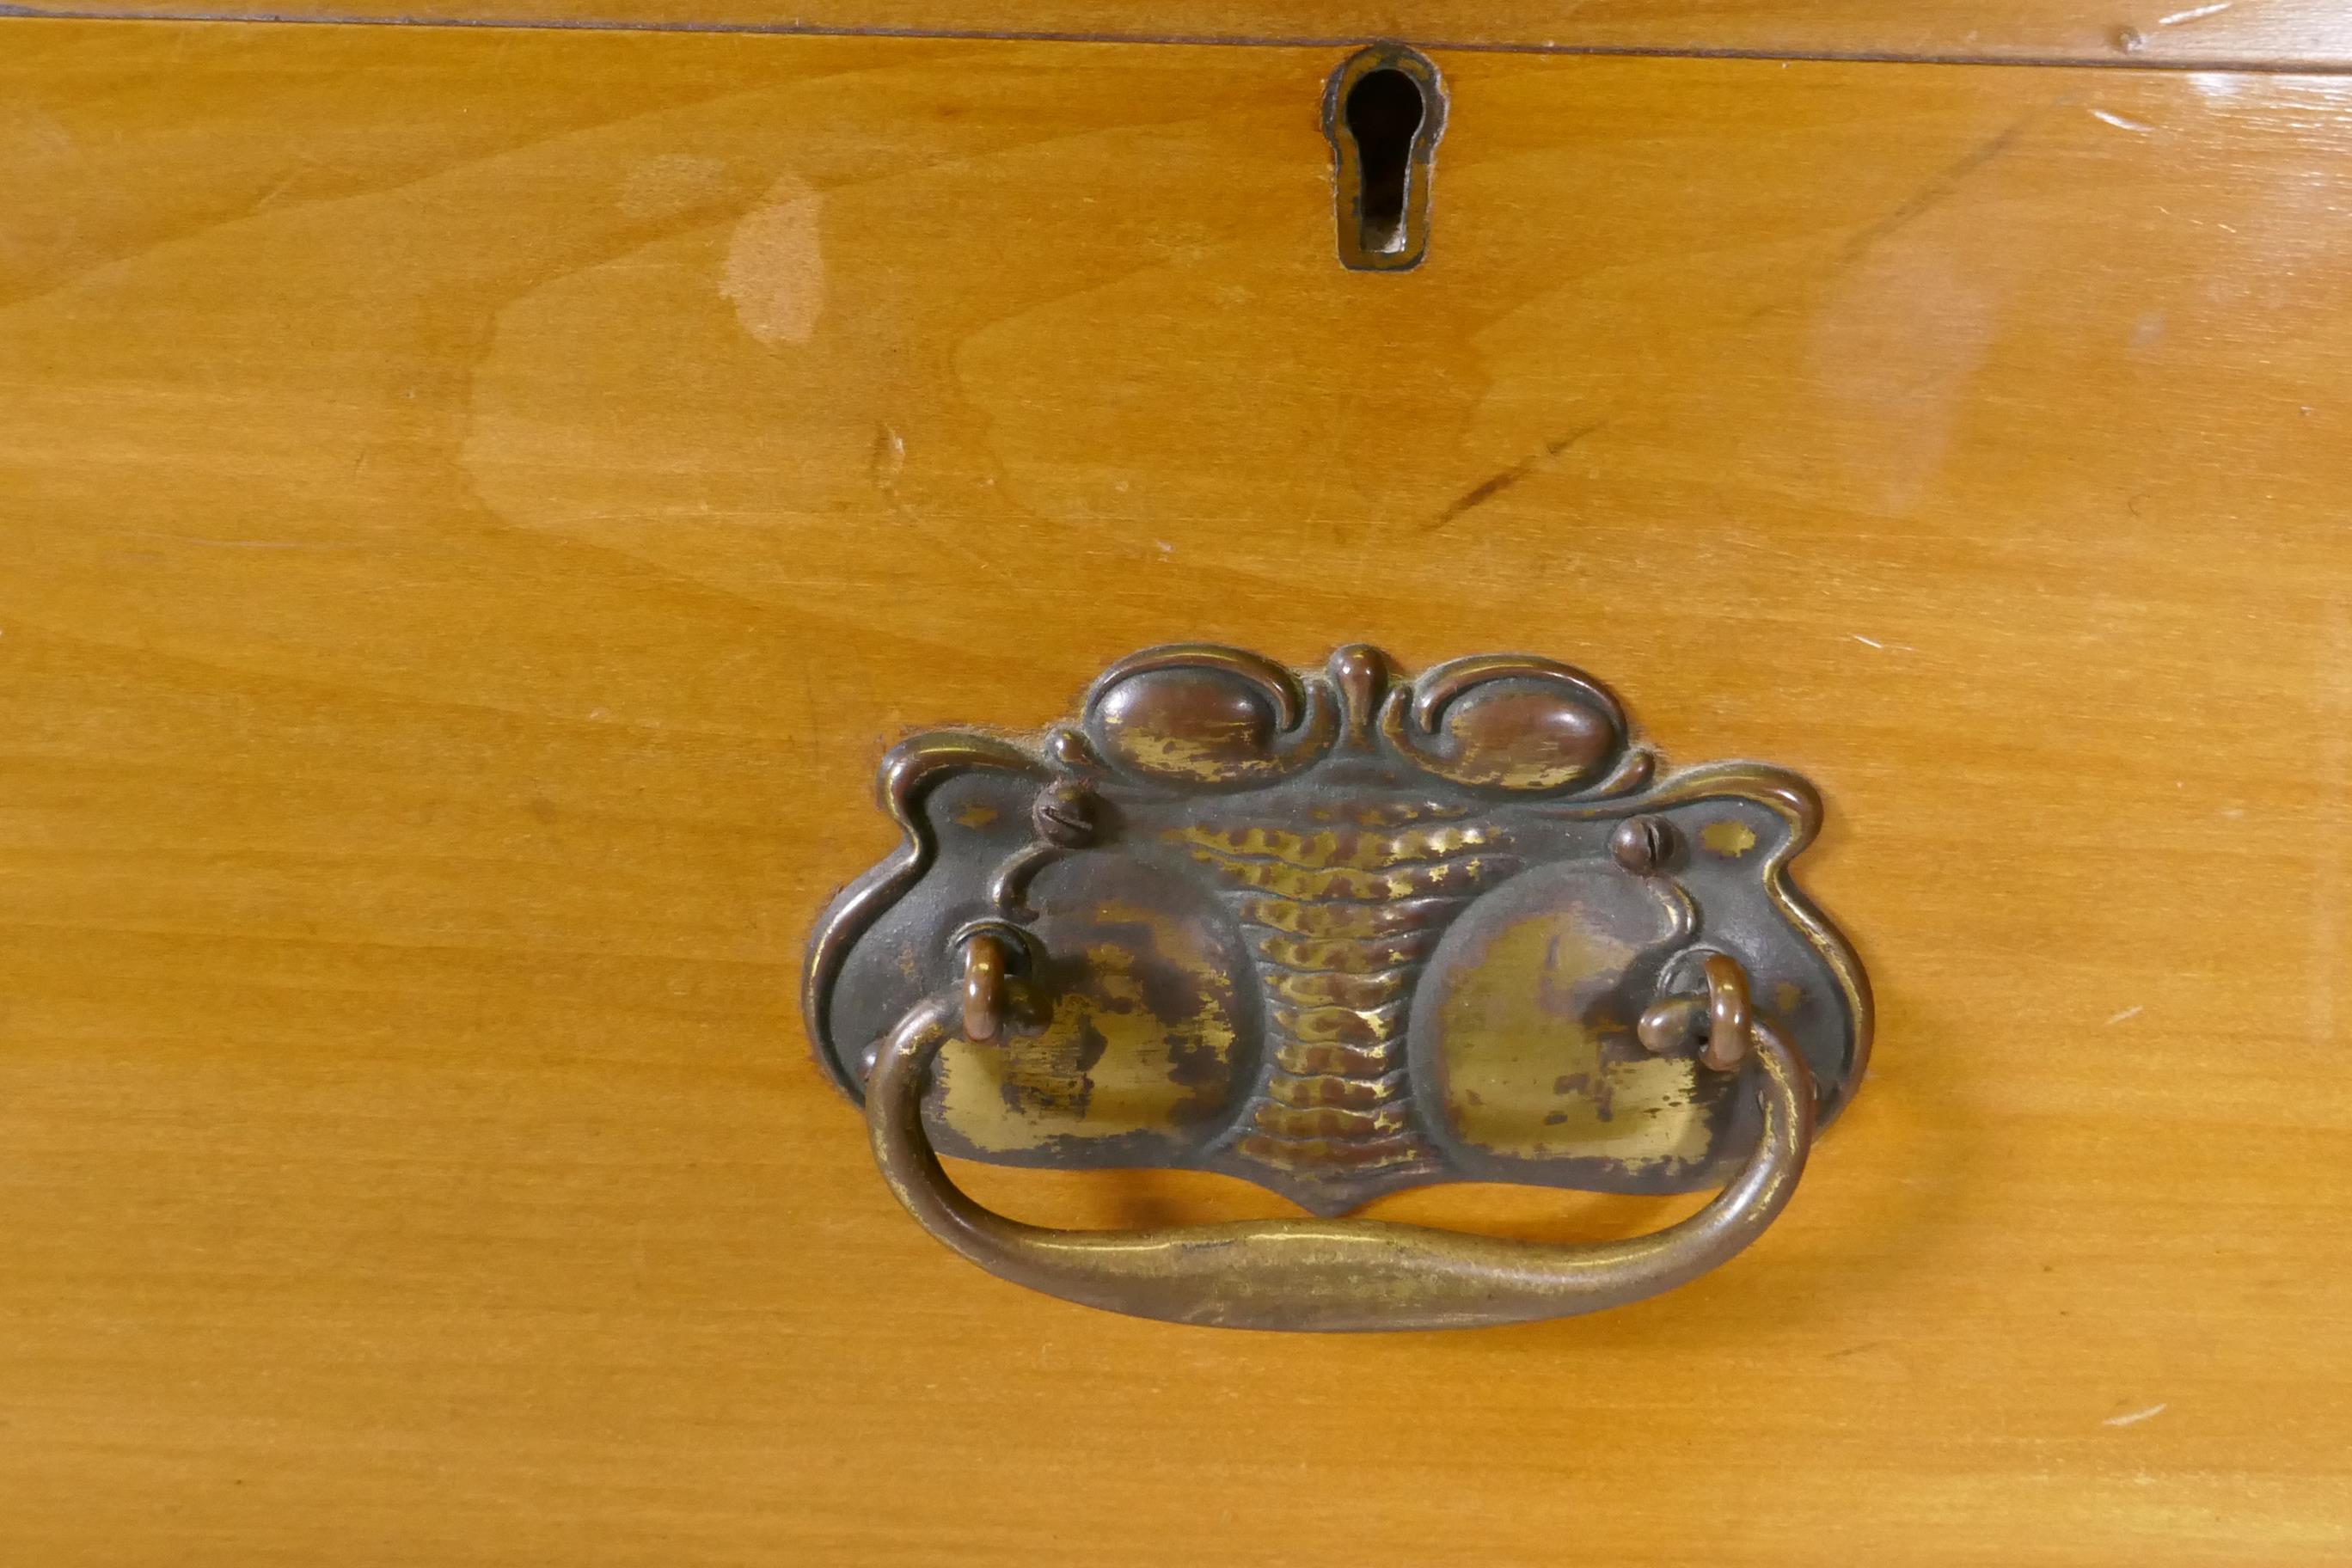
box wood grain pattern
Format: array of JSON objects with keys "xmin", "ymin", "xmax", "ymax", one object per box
[
  {"xmin": 10, "ymin": 0, "xmax": 2352, "ymax": 69},
  {"xmin": 5, "ymin": 20, "xmax": 2352, "ymax": 1563}
]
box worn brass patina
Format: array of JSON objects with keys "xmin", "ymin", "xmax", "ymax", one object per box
[{"xmin": 805, "ymin": 644, "xmax": 1871, "ymax": 1329}]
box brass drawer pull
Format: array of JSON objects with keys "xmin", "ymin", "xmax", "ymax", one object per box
[
  {"xmin": 866, "ymin": 940, "xmax": 1813, "ymax": 1332},
  {"xmin": 805, "ymin": 643, "xmax": 1871, "ymax": 1331}
]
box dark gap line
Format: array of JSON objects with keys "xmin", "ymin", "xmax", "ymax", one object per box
[{"xmin": 7, "ymin": 2, "xmax": 2352, "ymax": 75}]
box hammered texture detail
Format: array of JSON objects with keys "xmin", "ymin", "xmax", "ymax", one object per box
[{"xmin": 1168, "ymin": 802, "xmax": 1524, "ymax": 1193}]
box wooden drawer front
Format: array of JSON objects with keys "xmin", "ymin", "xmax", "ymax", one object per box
[{"xmin": 5, "ymin": 21, "xmax": 2352, "ymax": 1564}]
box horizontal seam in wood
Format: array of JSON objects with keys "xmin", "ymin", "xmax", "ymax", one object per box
[{"xmin": 6, "ymin": 3, "xmax": 2352, "ymax": 74}]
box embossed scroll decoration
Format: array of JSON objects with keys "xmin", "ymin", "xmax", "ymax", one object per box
[{"xmin": 805, "ymin": 644, "xmax": 1870, "ymax": 1220}]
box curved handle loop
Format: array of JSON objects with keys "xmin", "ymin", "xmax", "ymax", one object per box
[{"xmin": 864, "ymin": 971, "xmax": 1816, "ymax": 1332}]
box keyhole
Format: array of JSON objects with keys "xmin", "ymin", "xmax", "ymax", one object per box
[
  {"xmin": 1326, "ymin": 46, "xmax": 1444, "ymax": 272},
  {"xmin": 1346, "ymin": 68, "xmax": 1423, "ymax": 255}
]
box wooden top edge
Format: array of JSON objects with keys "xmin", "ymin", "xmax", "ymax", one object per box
[{"xmin": 4, "ymin": 0, "xmax": 2352, "ymax": 71}]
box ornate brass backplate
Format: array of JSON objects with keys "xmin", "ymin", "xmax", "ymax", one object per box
[{"xmin": 806, "ymin": 644, "xmax": 1870, "ymax": 1224}]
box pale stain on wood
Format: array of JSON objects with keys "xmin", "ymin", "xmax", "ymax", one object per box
[{"xmin": 722, "ymin": 171, "xmax": 827, "ymax": 346}]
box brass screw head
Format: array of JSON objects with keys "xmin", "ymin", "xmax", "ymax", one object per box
[
  {"xmin": 1032, "ymin": 781, "xmax": 1097, "ymax": 848},
  {"xmin": 1609, "ymin": 814, "xmax": 1675, "ymax": 875}
]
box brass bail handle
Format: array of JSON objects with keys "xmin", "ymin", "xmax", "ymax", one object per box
[
  {"xmin": 863, "ymin": 934, "xmax": 1817, "ymax": 1332},
  {"xmin": 1636, "ymin": 952, "xmax": 1756, "ymax": 1073},
  {"xmin": 959, "ymin": 930, "xmax": 1010, "ymax": 1044}
]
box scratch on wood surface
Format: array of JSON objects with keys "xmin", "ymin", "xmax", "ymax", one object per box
[
  {"xmin": 867, "ymin": 421, "xmax": 1018, "ymax": 590},
  {"xmin": 1824, "ymin": 1340, "xmax": 1890, "ymax": 1360},
  {"xmin": 2105, "ymin": 1005, "xmax": 2142, "ymax": 1025},
  {"xmin": 251, "ymin": 155, "xmax": 322, "ymax": 213},
  {"xmin": 1746, "ymin": 101, "xmax": 2051, "ymax": 328},
  {"xmin": 2104, "ymin": 1403, "xmax": 2167, "ymax": 1427},
  {"xmin": 870, "ymin": 423, "xmax": 907, "ymax": 488},
  {"xmin": 1832, "ymin": 104, "xmax": 2046, "ymax": 269},
  {"xmin": 2158, "ymin": 2, "xmax": 2232, "ymax": 27},
  {"xmin": 1423, "ymin": 422, "xmax": 1605, "ymax": 532}
]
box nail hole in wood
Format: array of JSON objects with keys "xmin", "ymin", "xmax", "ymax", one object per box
[{"xmin": 1326, "ymin": 45, "xmax": 1444, "ymax": 272}]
